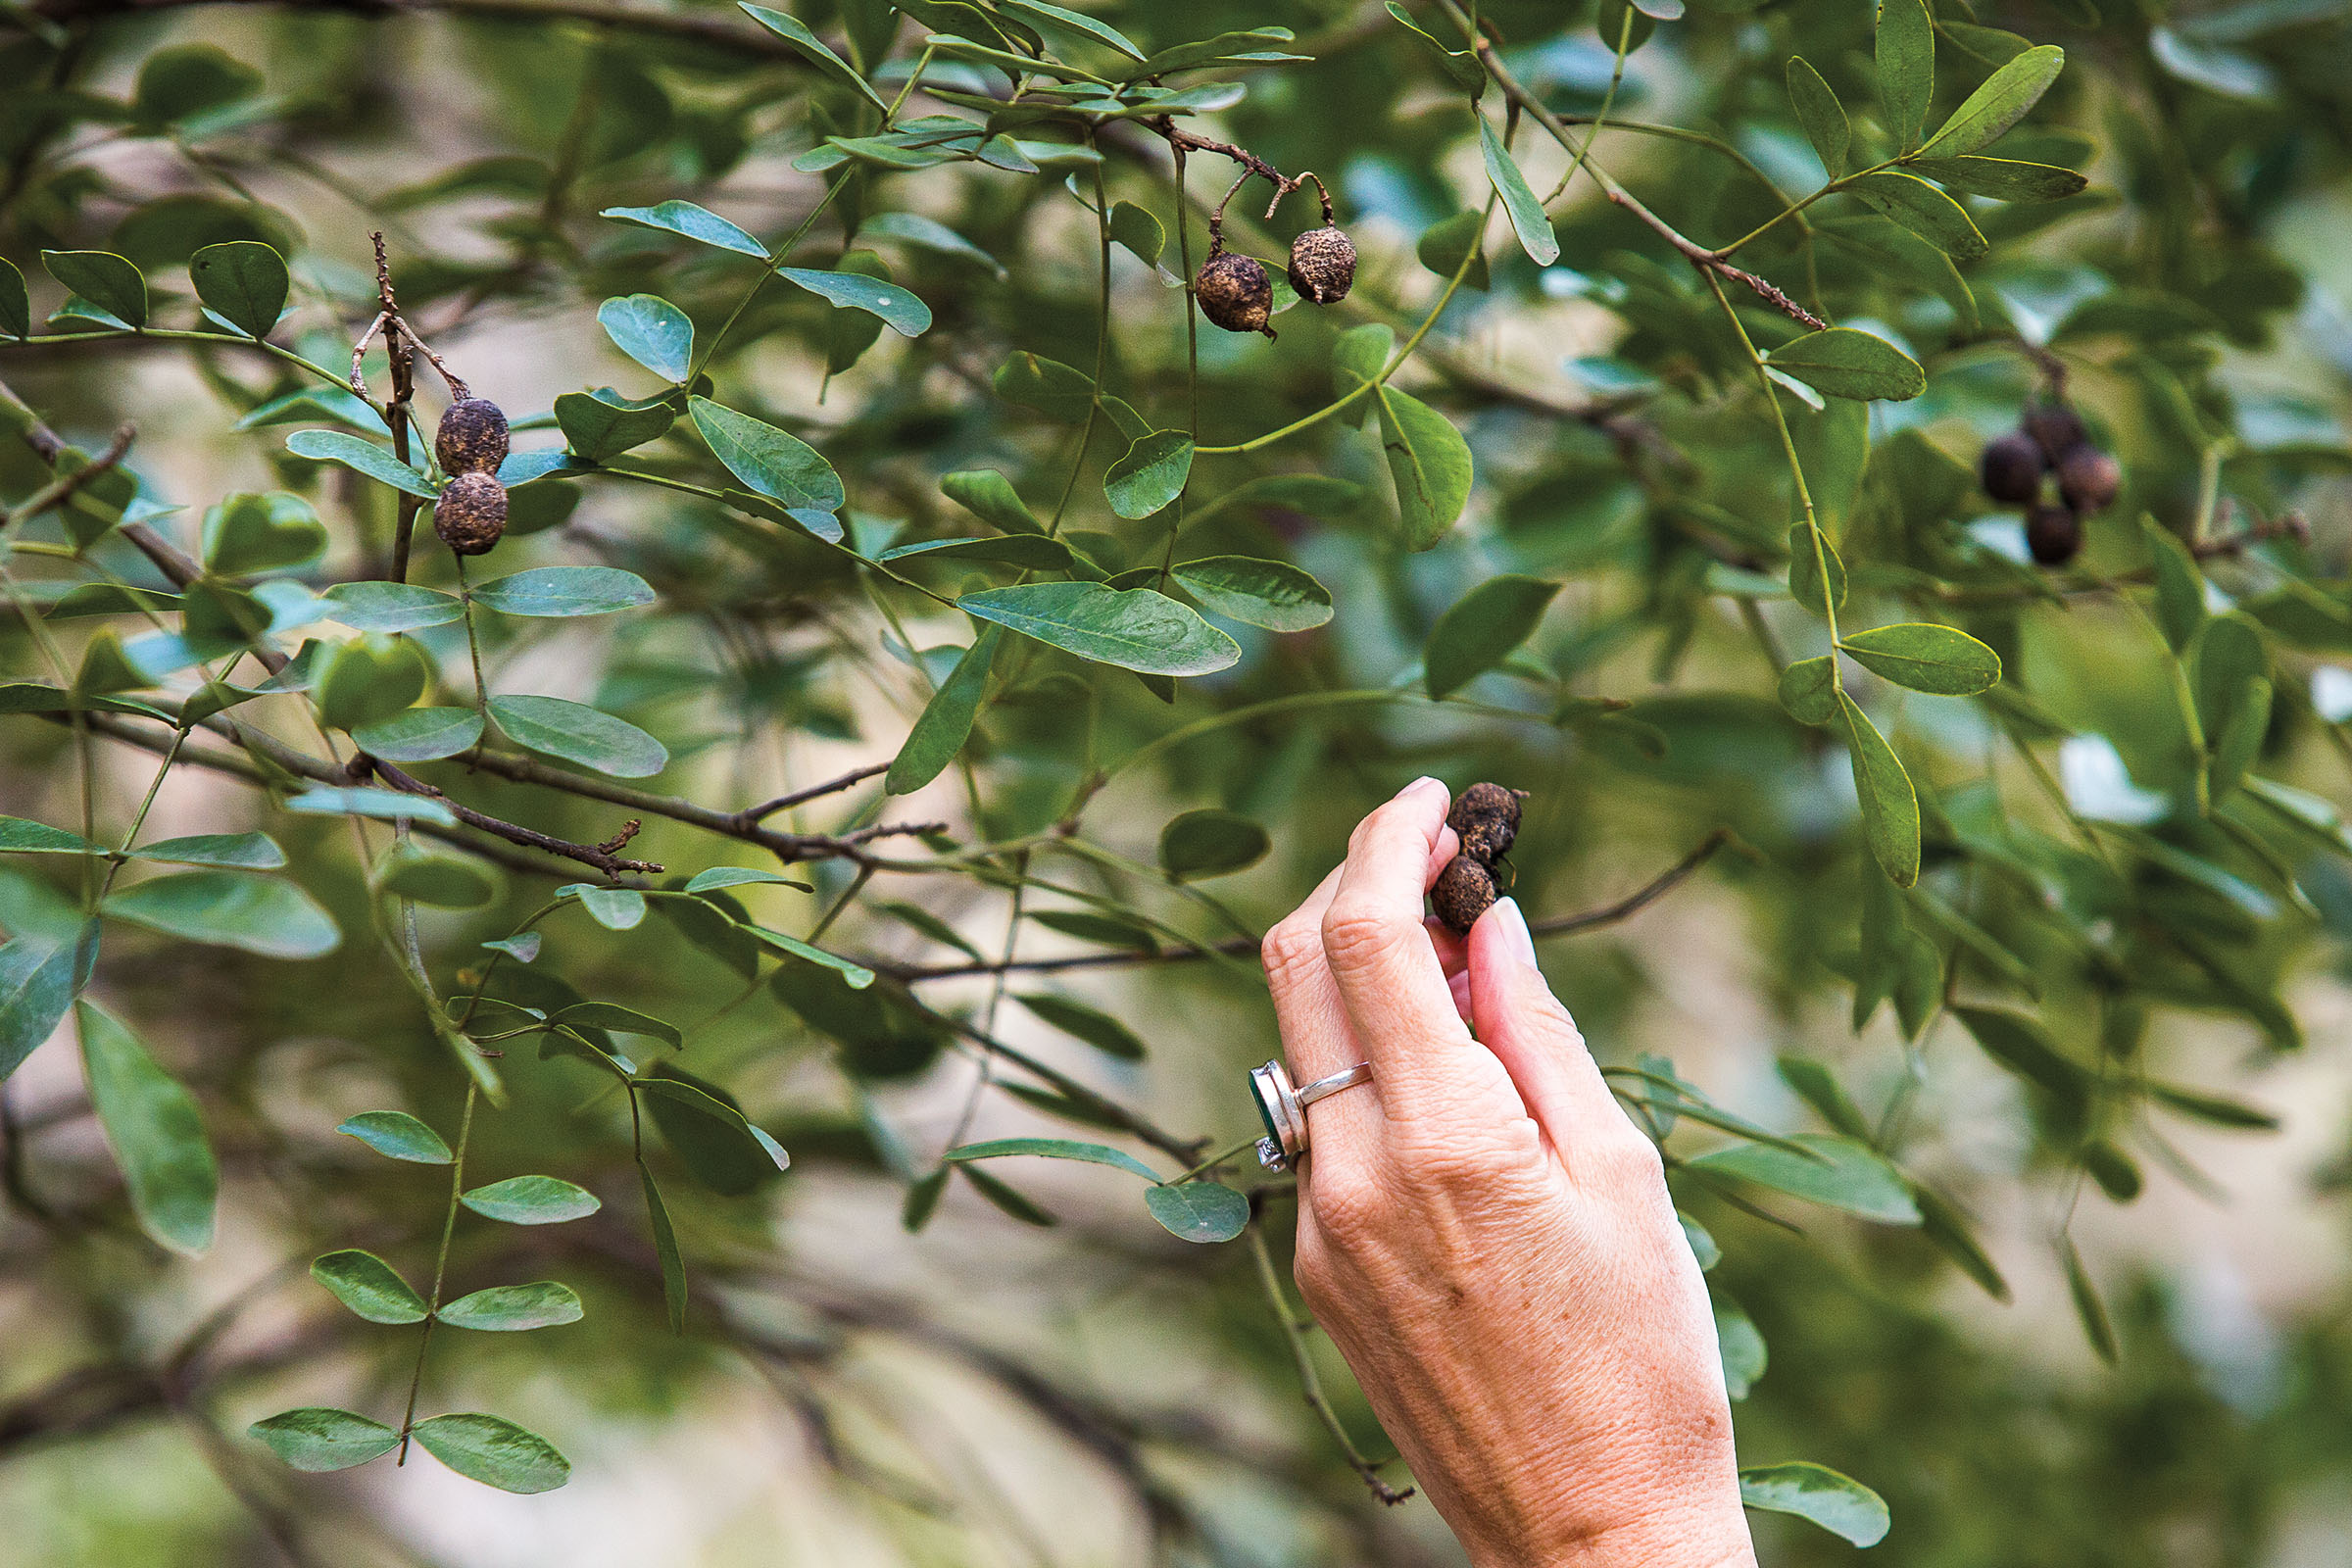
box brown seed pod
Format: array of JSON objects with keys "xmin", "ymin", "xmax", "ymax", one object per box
[
  {"xmin": 435, "ymin": 397, "xmax": 510, "ymax": 476},
  {"xmin": 2056, "ymin": 445, "xmax": 2122, "ymax": 514},
  {"xmin": 1432, "ymin": 854, "xmax": 1498, "ymax": 935},
  {"xmin": 1286, "ymin": 224, "xmax": 1356, "ymax": 305},
  {"xmin": 1980, "ymin": 429, "xmax": 2046, "ymax": 505},
  {"xmin": 1195, "ymin": 250, "xmax": 1274, "ymax": 337},
  {"xmin": 434, "ymin": 469, "xmax": 507, "ymax": 557},
  {"xmin": 2022, "ymin": 398, "xmax": 2087, "ymax": 465},
  {"xmin": 1447, "ymin": 781, "xmax": 1526, "ymax": 865},
  {"xmin": 2025, "ymin": 502, "xmax": 2082, "ymax": 566}
]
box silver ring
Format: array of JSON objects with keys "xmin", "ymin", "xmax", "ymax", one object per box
[{"xmin": 1249, "ymin": 1059, "xmax": 1374, "ymax": 1171}]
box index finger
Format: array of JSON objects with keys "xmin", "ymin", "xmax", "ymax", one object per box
[{"xmin": 1318, "ymin": 777, "xmax": 1482, "ymax": 1096}]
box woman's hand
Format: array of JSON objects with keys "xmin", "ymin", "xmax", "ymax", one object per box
[{"xmin": 1260, "ymin": 776, "xmax": 1755, "ymax": 1568}]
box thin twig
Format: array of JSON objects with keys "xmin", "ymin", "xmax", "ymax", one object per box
[
  {"xmin": 0, "ymin": 422, "xmax": 133, "ymax": 526},
  {"xmin": 739, "ymin": 760, "xmax": 892, "ymax": 823}
]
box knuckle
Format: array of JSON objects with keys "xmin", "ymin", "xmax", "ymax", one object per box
[
  {"xmin": 1259, "ymin": 918, "xmax": 1323, "ymax": 992},
  {"xmin": 1320, "ymin": 897, "xmax": 1410, "ymax": 976},
  {"xmin": 1596, "ymin": 1128, "xmax": 1668, "ymax": 1188},
  {"xmin": 1305, "ymin": 1162, "xmax": 1383, "ymax": 1246}
]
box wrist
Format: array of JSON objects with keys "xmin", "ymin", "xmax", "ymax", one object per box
[{"xmin": 1465, "ymin": 1505, "xmax": 1757, "ymax": 1568}]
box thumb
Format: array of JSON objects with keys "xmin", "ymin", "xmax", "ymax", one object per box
[{"xmin": 1466, "ymin": 898, "xmax": 1630, "ymax": 1154}]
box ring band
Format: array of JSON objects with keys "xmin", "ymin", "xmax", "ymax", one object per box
[{"xmin": 1249, "ymin": 1059, "xmax": 1374, "ymax": 1170}]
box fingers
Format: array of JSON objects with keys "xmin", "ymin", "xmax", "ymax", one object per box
[
  {"xmin": 1320, "ymin": 777, "xmax": 1481, "ymax": 1100},
  {"xmin": 1260, "ymin": 861, "xmax": 1385, "ymax": 1152},
  {"xmin": 1466, "ymin": 898, "xmax": 1640, "ymax": 1166}
]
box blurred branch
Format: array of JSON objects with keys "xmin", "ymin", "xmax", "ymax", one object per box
[
  {"xmin": 886, "ymin": 829, "xmax": 1737, "ymax": 980},
  {"xmin": 0, "ymin": 422, "xmax": 132, "ymax": 527}
]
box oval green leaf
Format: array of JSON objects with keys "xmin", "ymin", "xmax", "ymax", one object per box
[
  {"xmin": 411, "ymin": 1412, "xmax": 570, "ymax": 1494},
  {"xmin": 1740, "ymin": 1461, "xmax": 1891, "ymax": 1547},
  {"xmin": 311, "ymin": 1248, "xmax": 428, "ymax": 1323},
  {"xmin": 958, "ymin": 582, "xmax": 1239, "ymax": 677},
  {"xmin": 689, "ymin": 396, "xmax": 845, "ymax": 512},
  {"xmin": 438, "ymin": 1281, "xmax": 584, "ymax": 1331},
  {"xmin": 1686, "ymin": 1133, "xmax": 1921, "ymax": 1224},
  {"xmin": 77, "ymin": 1002, "xmax": 217, "ymax": 1254},
  {"xmin": 337, "ymin": 1109, "xmax": 453, "ymax": 1164},
  {"xmin": 1158, "ymin": 808, "xmax": 1271, "ymax": 879},
  {"xmin": 777, "ymin": 267, "xmax": 931, "ymax": 335},
  {"xmin": 489, "ymin": 694, "xmax": 668, "ymax": 778},
  {"xmin": 1104, "ymin": 430, "xmax": 1195, "ymax": 519},
  {"xmin": 1426, "ymin": 573, "xmax": 1561, "ymax": 698},
  {"xmin": 470, "ymin": 566, "xmax": 656, "ymax": 618},
  {"xmin": 104, "ymin": 871, "xmax": 340, "ymax": 958},
  {"xmin": 250, "ymin": 1408, "xmax": 399, "ymax": 1473},
  {"xmin": 189, "ymin": 241, "xmax": 287, "ymax": 337},
  {"xmin": 1765, "ymin": 327, "xmax": 1926, "ymax": 402},
  {"xmin": 1169, "ymin": 556, "xmax": 1332, "ymax": 632},
  {"xmin": 597, "ymin": 293, "xmax": 693, "ymax": 382},
  {"xmin": 461, "ymin": 1173, "xmax": 602, "ymax": 1223},
  {"xmin": 1144, "ymin": 1180, "xmax": 1250, "ymax": 1243},
  {"xmin": 1838, "ymin": 694, "xmax": 1921, "ymax": 887},
  {"xmin": 285, "ymin": 429, "xmax": 437, "ymax": 497}
]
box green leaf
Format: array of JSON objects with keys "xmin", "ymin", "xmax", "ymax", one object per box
[
  {"xmin": 285, "ymin": 429, "xmax": 437, "ymax": 497},
  {"xmin": 554, "ymin": 388, "xmax": 675, "ymax": 462},
  {"xmin": 1777, "ymin": 655, "xmax": 1838, "ymax": 726},
  {"xmin": 940, "ymin": 469, "xmax": 1044, "ymax": 534},
  {"xmin": 639, "ymin": 1070, "xmax": 788, "ymax": 1196},
  {"xmin": 1425, "ymin": 574, "xmax": 1560, "ymax": 698},
  {"xmin": 1001, "ymin": 0, "xmax": 1145, "ymax": 58},
  {"xmin": 958, "ymin": 582, "xmax": 1239, "ymax": 677},
  {"xmin": 1775, "ymin": 1054, "xmax": 1871, "ymax": 1140},
  {"xmin": 1477, "ymin": 116, "xmax": 1559, "ymax": 266},
  {"xmin": 105, "ymin": 871, "xmax": 339, "ymax": 958},
  {"xmin": 1875, "ymin": 0, "xmax": 1935, "ymax": 149},
  {"xmin": 285, "ymin": 786, "xmax": 457, "ymax": 827},
  {"xmin": 961, "ymin": 1163, "xmax": 1055, "ymax": 1226},
  {"xmin": 1839, "ymin": 694, "xmax": 1921, "ymax": 887},
  {"xmin": 1687, "ymin": 1133, "xmax": 1921, "ymax": 1224},
  {"xmin": 461, "ymin": 1174, "xmax": 602, "ymax": 1223},
  {"xmin": 129, "ymin": 833, "xmax": 284, "ymax": 869},
  {"xmin": 2147, "ymin": 1080, "xmax": 2278, "ymax": 1130},
  {"xmin": 0, "ymin": 932, "xmax": 87, "ymax": 1080},
  {"xmin": 0, "ymin": 258, "xmax": 28, "ymax": 338},
  {"xmin": 198, "ymin": 490, "xmax": 326, "ymax": 578},
  {"xmin": 1908, "ymin": 156, "xmax": 2085, "ymax": 201},
  {"xmin": 321, "ymin": 581, "xmax": 466, "ymax": 633},
  {"xmin": 1145, "ymin": 1180, "xmax": 1250, "ymax": 1243},
  {"xmin": 1415, "ymin": 209, "xmax": 1491, "ymax": 291},
  {"xmin": 41, "ymin": 250, "xmax": 147, "ymax": 329},
  {"xmin": 76, "ymin": 1002, "xmax": 216, "ymax": 1254},
  {"xmin": 438, "ymin": 1282, "xmax": 584, "ymax": 1332},
  {"xmin": 1740, "ymin": 1462, "xmax": 1890, "ymax": 1547},
  {"xmin": 858, "ymin": 212, "xmax": 1006, "ymax": 277},
  {"xmin": 188, "ymin": 241, "xmax": 287, "ymax": 337},
  {"xmin": 689, "ymin": 397, "xmax": 845, "ymax": 512},
  {"xmin": 1168, "ymin": 556, "xmax": 1332, "ymax": 632},
  {"xmin": 1766, "ymin": 327, "xmax": 1926, "ymax": 402},
  {"xmin": 749, "ymin": 927, "xmax": 878, "ymax": 991},
  {"xmin": 878, "ymin": 534, "xmax": 1075, "ymax": 570},
  {"xmin": 683, "ymin": 867, "xmax": 810, "ymax": 894},
  {"xmin": 315, "ymin": 633, "xmax": 430, "ymax": 732},
  {"xmin": 1953, "ymin": 1005, "xmax": 2092, "ymax": 1116},
  {"xmin": 1787, "ymin": 57, "xmax": 1849, "ymax": 178},
  {"xmin": 470, "ymin": 566, "xmax": 655, "ymax": 618},
  {"xmin": 1104, "ymin": 430, "xmax": 1195, "ymax": 519},
  {"xmin": 1107, "ymin": 200, "xmax": 1164, "ymax": 265},
  {"xmin": 777, "ymin": 267, "xmax": 932, "ymax": 335},
  {"xmin": 566, "ymin": 886, "xmax": 648, "ymax": 930},
  {"xmin": 350, "ymin": 707, "xmax": 485, "ymax": 762},
  {"xmin": 1840, "ymin": 622, "xmax": 2002, "ymax": 694},
  {"xmin": 553, "ymin": 1001, "xmax": 676, "ymax": 1046},
  {"xmin": 1849, "ymin": 171, "xmax": 1989, "ymax": 259},
  {"xmin": 602, "ymin": 200, "xmax": 765, "ymax": 258},
  {"xmin": 1919, "ymin": 43, "xmax": 2064, "ymax": 156},
  {"xmin": 411, "ymin": 1412, "xmax": 570, "ymax": 1494},
  {"xmin": 0, "ymin": 817, "xmax": 98, "ymax": 854},
  {"xmin": 1158, "ymin": 808, "xmax": 1271, "ymax": 879},
  {"xmin": 336, "ymin": 1110, "xmax": 452, "ymax": 1164},
  {"xmin": 641, "ymin": 1165, "xmax": 686, "ymax": 1332},
  {"xmin": 489, "ymin": 694, "xmax": 668, "ymax": 778},
  {"xmin": 1015, "ymin": 992, "xmax": 1147, "ymax": 1060},
  {"xmin": 1333, "ymin": 332, "xmax": 1474, "ymax": 549},
  {"xmin": 886, "ymin": 625, "xmax": 1002, "ymax": 794},
  {"xmin": 2143, "ymin": 516, "xmax": 2208, "ymax": 654},
  {"xmin": 1914, "ymin": 1185, "xmax": 2010, "ymax": 1300},
  {"xmin": 597, "ymin": 294, "xmax": 694, "ymax": 382},
  {"xmin": 739, "ymin": 4, "xmax": 892, "ymax": 111},
  {"xmin": 993, "ymin": 352, "xmax": 1096, "ymax": 422},
  {"xmin": 311, "ymin": 1248, "xmax": 428, "ymax": 1323},
  {"xmin": 249, "ymin": 1409, "xmax": 400, "ymax": 1473},
  {"xmin": 1385, "ymin": 1, "xmax": 1485, "ymax": 90},
  {"xmin": 945, "ymin": 1136, "xmax": 1158, "ymax": 1181},
  {"xmin": 2062, "ymin": 1237, "xmax": 2117, "ymax": 1362},
  {"xmin": 1716, "ymin": 1295, "xmax": 1766, "ymax": 1398},
  {"xmin": 374, "ymin": 843, "xmax": 500, "ymax": 908},
  {"xmin": 2192, "ymin": 611, "xmax": 2268, "ymax": 738}
]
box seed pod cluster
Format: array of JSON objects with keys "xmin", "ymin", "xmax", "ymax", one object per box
[
  {"xmin": 1193, "ymin": 207, "xmax": 1357, "ymax": 337},
  {"xmin": 433, "ymin": 397, "xmax": 510, "ymax": 557},
  {"xmin": 1433, "ymin": 782, "xmax": 1528, "ymax": 935},
  {"xmin": 1979, "ymin": 394, "xmax": 2122, "ymax": 567}
]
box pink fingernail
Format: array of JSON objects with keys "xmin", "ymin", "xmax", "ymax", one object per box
[
  {"xmin": 1491, "ymin": 897, "xmax": 1538, "ymax": 967},
  {"xmin": 1395, "ymin": 775, "xmax": 1446, "ymax": 803}
]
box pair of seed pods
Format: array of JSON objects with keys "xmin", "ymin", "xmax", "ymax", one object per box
[
  {"xmin": 1432, "ymin": 782, "xmax": 1526, "ymax": 935},
  {"xmin": 1195, "ymin": 223, "xmax": 1357, "ymax": 337},
  {"xmin": 433, "ymin": 399, "xmax": 511, "ymax": 557}
]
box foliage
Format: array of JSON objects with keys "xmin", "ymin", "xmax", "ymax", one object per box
[{"xmin": 2, "ymin": 0, "xmax": 2350, "ymax": 1559}]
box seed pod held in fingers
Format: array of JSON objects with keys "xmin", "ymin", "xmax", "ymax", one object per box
[
  {"xmin": 434, "ymin": 469, "xmax": 507, "ymax": 557},
  {"xmin": 1432, "ymin": 854, "xmax": 1498, "ymax": 935},
  {"xmin": 2025, "ymin": 502, "xmax": 2082, "ymax": 566},
  {"xmin": 1195, "ymin": 250, "xmax": 1274, "ymax": 337},
  {"xmin": 2056, "ymin": 445, "xmax": 2122, "ymax": 514},
  {"xmin": 2022, "ymin": 398, "xmax": 2086, "ymax": 465},
  {"xmin": 1447, "ymin": 782, "xmax": 1526, "ymax": 865},
  {"xmin": 1980, "ymin": 429, "xmax": 2045, "ymax": 505},
  {"xmin": 435, "ymin": 398, "xmax": 510, "ymax": 476},
  {"xmin": 1287, "ymin": 224, "xmax": 1356, "ymax": 305}
]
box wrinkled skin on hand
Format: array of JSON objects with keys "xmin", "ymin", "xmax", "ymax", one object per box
[{"xmin": 1260, "ymin": 777, "xmax": 1756, "ymax": 1568}]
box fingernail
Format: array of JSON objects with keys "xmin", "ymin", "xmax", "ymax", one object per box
[
  {"xmin": 1395, "ymin": 775, "xmax": 1446, "ymax": 804},
  {"xmin": 1491, "ymin": 897, "xmax": 1538, "ymax": 968}
]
